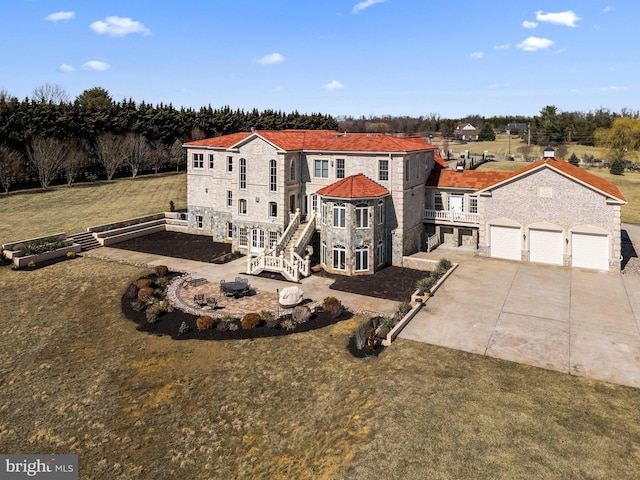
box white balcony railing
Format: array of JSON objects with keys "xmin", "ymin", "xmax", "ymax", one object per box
[{"xmin": 423, "ymin": 209, "xmax": 480, "ymax": 224}]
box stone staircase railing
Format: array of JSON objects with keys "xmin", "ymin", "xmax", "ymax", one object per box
[
  {"xmin": 275, "ymin": 208, "xmax": 301, "ymax": 255},
  {"xmin": 292, "ymin": 211, "xmax": 316, "ymax": 257}
]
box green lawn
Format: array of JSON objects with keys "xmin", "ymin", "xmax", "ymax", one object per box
[
  {"xmin": 0, "ymin": 172, "xmax": 187, "ymax": 243},
  {"xmin": 476, "ymin": 161, "xmax": 640, "ymax": 224},
  {"xmin": 1, "ymin": 168, "xmax": 640, "ymax": 478}
]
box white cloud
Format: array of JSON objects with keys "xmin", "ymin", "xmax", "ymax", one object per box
[
  {"xmin": 603, "ymin": 6, "xmax": 615, "ymax": 13},
  {"xmin": 82, "ymin": 60, "xmax": 110, "ymax": 71},
  {"xmin": 522, "ymin": 20, "xmax": 538, "ymax": 29},
  {"xmin": 470, "ymin": 51, "xmax": 484, "ymax": 59},
  {"xmin": 45, "ymin": 11, "xmax": 75, "ymax": 22},
  {"xmin": 323, "ymin": 80, "xmax": 344, "ymax": 90},
  {"xmin": 59, "ymin": 64, "xmax": 74, "ymax": 73},
  {"xmin": 352, "ymin": 0, "xmax": 386, "ymax": 14},
  {"xmin": 494, "ymin": 43, "xmax": 510, "ymax": 50},
  {"xmin": 256, "ymin": 53, "xmax": 284, "ymax": 65},
  {"xmin": 90, "ymin": 16, "xmax": 151, "ymax": 36},
  {"xmin": 600, "ymin": 86, "xmax": 627, "ymax": 91},
  {"xmin": 535, "ymin": 10, "xmax": 581, "ymax": 27},
  {"xmin": 516, "ymin": 36, "xmax": 554, "ymax": 52}
]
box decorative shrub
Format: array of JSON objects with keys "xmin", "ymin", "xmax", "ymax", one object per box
[
  {"xmin": 437, "ymin": 258, "xmax": 452, "ymax": 271},
  {"xmin": 178, "ymin": 321, "xmax": 190, "ymax": 334},
  {"xmin": 169, "ymin": 200, "xmax": 175, "ymax": 212},
  {"xmin": 241, "ymin": 312, "xmax": 261, "ymax": 329},
  {"xmin": 216, "ymin": 321, "xmax": 230, "ymax": 332},
  {"xmin": 196, "ymin": 315, "xmax": 216, "ymax": 331},
  {"xmin": 416, "ymin": 277, "xmax": 436, "ymax": 293},
  {"xmin": 137, "ymin": 287, "xmax": 154, "ymax": 302},
  {"xmin": 155, "ymin": 276, "xmax": 169, "ymax": 288},
  {"xmin": 146, "ymin": 304, "xmax": 163, "ymax": 323},
  {"xmin": 137, "ymin": 278, "xmax": 153, "ymax": 289},
  {"xmin": 381, "ymin": 316, "xmax": 397, "ymax": 329},
  {"xmin": 259, "ymin": 309, "xmax": 274, "ymax": 322},
  {"xmin": 394, "ymin": 301, "xmax": 411, "ymax": 321},
  {"xmin": 12, "ymin": 243, "xmax": 25, "ymax": 252},
  {"xmin": 280, "ymin": 318, "xmax": 295, "ymax": 331},
  {"xmin": 323, "ymin": 296, "xmax": 343, "ymax": 319},
  {"xmin": 265, "ymin": 316, "xmax": 280, "ymax": 329},
  {"xmin": 292, "ymin": 305, "xmax": 312, "ymax": 325},
  {"xmin": 610, "ymin": 159, "xmax": 625, "ymax": 175},
  {"xmin": 154, "ymin": 265, "xmax": 169, "ymax": 277},
  {"xmin": 158, "ymin": 300, "xmax": 172, "ymax": 313},
  {"xmin": 228, "ymin": 322, "xmax": 240, "ymax": 331},
  {"xmin": 124, "ymin": 283, "xmax": 139, "ymax": 299},
  {"xmin": 130, "ymin": 299, "xmax": 146, "ymax": 312}
]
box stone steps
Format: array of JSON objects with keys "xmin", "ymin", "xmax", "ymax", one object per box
[{"xmin": 67, "ymin": 232, "xmax": 101, "ymax": 252}]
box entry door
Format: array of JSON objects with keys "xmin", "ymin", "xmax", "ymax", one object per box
[
  {"xmin": 448, "ymin": 194, "xmax": 463, "ymax": 213},
  {"xmin": 289, "ymin": 194, "xmax": 296, "ymax": 213},
  {"xmin": 250, "ymin": 228, "xmax": 265, "ymax": 254}
]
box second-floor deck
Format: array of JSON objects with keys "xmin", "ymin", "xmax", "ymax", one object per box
[{"xmin": 423, "ymin": 209, "xmax": 479, "ymax": 224}]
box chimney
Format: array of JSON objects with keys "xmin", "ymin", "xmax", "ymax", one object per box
[{"xmin": 543, "ymin": 145, "xmax": 555, "ymax": 159}]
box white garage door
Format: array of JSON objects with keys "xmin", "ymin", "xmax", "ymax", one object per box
[
  {"xmin": 529, "ymin": 229, "xmax": 563, "ymax": 265},
  {"xmin": 490, "ymin": 225, "xmax": 521, "ymax": 261},
  {"xmin": 572, "ymin": 233, "xmax": 609, "ymax": 270}
]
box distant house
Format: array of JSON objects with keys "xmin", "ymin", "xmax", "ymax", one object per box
[
  {"xmin": 505, "ymin": 122, "xmax": 528, "ymax": 135},
  {"xmin": 454, "ymin": 123, "xmax": 480, "ymax": 142},
  {"xmin": 425, "ymin": 148, "xmax": 626, "ymax": 271}
]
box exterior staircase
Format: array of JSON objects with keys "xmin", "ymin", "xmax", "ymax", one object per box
[
  {"xmin": 67, "ymin": 232, "xmax": 101, "ymax": 252},
  {"xmin": 247, "ymin": 209, "xmax": 315, "ymax": 282}
]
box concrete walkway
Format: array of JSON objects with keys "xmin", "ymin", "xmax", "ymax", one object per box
[
  {"xmin": 400, "ymin": 249, "xmax": 640, "ymax": 389},
  {"xmin": 84, "ymin": 247, "xmax": 398, "ymax": 316}
]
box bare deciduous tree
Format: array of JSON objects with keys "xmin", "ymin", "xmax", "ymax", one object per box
[
  {"xmin": 63, "ymin": 143, "xmax": 87, "ymax": 186},
  {"xmin": 94, "ymin": 134, "xmax": 126, "ymax": 180},
  {"xmin": 0, "ymin": 144, "xmax": 25, "ymax": 193},
  {"xmin": 31, "ymin": 83, "xmax": 69, "ymax": 104},
  {"xmin": 123, "ymin": 133, "xmax": 150, "ymax": 177},
  {"xmin": 26, "ymin": 137, "xmax": 69, "ymax": 188},
  {"xmin": 148, "ymin": 142, "xmax": 169, "ymax": 174}
]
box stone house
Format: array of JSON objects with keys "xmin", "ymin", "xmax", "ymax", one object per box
[
  {"xmin": 184, "ymin": 130, "xmax": 439, "ymax": 278},
  {"xmin": 425, "ymin": 149, "xmax": 627, "ymax": 271}
]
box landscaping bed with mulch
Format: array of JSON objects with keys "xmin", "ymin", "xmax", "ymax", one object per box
[
  {"xmin": 122, "ymin": 272, "xmax": 352, "ymax": 341},
  {"xmin": 112, "ymin": 230, "xmax": 241, "ymax": 263},
  {"xmin": 326, "ymin": 266, "xmax": 429, "ymax": 302}
]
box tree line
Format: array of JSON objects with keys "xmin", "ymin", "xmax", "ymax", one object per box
[{"xmin": 0, "ymin": 85, "xmax": 339, "ymax": 192}]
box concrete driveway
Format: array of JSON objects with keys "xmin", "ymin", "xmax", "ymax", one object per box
[{"xmin": 399, "ymin": 257, "xmax": 640, "ymax": 388}]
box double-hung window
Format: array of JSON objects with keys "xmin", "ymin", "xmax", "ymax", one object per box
[
  {"xmin": 434, "ymin": 193, "xmax": 443, "ymax": 211},
  {"xmin": 268, "ymin": 202, "xmax": 277, "ymax": 217},
  {"xmin": 192, "ymin": 153, "xmax": 204, "ymax": 169},
  {"xmin": 238, "ymin": 227, "xmax": 247, "ymax": 246},
  {"xmin": 378, "ymin": 160, "xmax": 388, "ymax": 181},
  {"xmin": 377, "ymin": 241, "xmax": 385, "ymax": 266},
  {"xmin": 336, "ymin": 158, "xmax": 345, "ymax": 179},
  {"xmin": 470, "ymin": 195, "xmax": 478, "ymax": 214},
  {"xmin": 268, "ymin": 231, "xmax": 278, "ymax": 248},
  {"xmin": 227, "ymin": 222, "xmax": 233, "ymax": 239},
  {"xmin": 333, "ymin": 203, "xmax": 346, "ymax": 228},
  {"xmin": 226, "ymin": 191, "xmax": 233, "ymax": 207},
  {"xmin": 227, "ymin": 156, "xmax": 233, "ymax": 172},
  {"xmin": 196, "ymin": 215, "xmax": 203, "ymax": 229},
  {"xmin": 208, "ymin": 154, "xmax": 214, "ymax": 169},
  {"xmin": 377, "ymin": 200, "xmax": 384, "ymax": 225},
  {"xmin": 314, "ymin": 159, "xmax": 328, "ymax": 178},
  {"xmin": 238, "ymin": 199, "xmax": 247, "ymax": 214}
]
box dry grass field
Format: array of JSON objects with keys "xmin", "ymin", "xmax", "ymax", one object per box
[
  {"xmin": 442, "ymin": 134, "xmax": 640, "ymax": 163},
  {"xmin": 0, "ymin": 172, "xmax": 187, "ymax": 243},
  {"xmin": 1, "ymin": 172, "xmax": 640, "ymax": 478}
]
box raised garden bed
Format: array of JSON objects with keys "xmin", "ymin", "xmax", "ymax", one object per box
[{"xmin": 2, "ymin": 233, "xmax": 81, "ymax": 269}]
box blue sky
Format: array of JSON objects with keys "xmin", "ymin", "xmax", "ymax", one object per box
[{"xmin": 1, "ymin": 0, "xmax": 636, "ymax": 118}]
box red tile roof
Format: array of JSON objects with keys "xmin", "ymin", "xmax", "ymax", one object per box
[
  {"xmin": 484, "ymin": 159, "xmax": 626, "ymax": 202},
  {"xmin": 434, "ymin": 152, "xmax": 449, "ymax": 168},
  {"xmin": 316, "ymin": 174, "xmax": 389, "ymax": 199},
  {"xmin": 427, "ymin": 169, "xmax": 513, "ymax": 189},
  {"xmin": 185, "ymin": 130, "xmax": 436, "ymax": 153},
  {"xmin": 428, "ymin": 159, "xmax": 626, "ymax": 202}
]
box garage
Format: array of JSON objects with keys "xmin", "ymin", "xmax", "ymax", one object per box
[
  {"xmin": 572, "ymin": 232, "xmax": 609, "ymax": 271},
  {"xmin": 529, "ymin": 229, "xmax": 563, "ymax": 265},
  {"xmin": 490, "ymin": 225, "xmax": 521, "ymax": 261}
]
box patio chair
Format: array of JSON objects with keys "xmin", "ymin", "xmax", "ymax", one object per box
[
  {"xmin": 206, "ymin": 297, "xmax": 218, "ymax": 310},
  {"xmin": 193, "ymin": 294, "xmax": 205, "ymax": 307}
]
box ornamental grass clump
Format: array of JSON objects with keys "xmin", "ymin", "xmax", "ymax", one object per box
[
  {"xmin": 146, "ymin": 304, "xmax": 163, "ymax": 323},
  {"xmin": 292, "ymin": 305, "xmax": 312, "ymax": 325}
]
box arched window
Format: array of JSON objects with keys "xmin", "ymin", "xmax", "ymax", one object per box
[
  {"xmin": 355, "ymin": 245, "xmax": 369, "ymax": 271},
  {"xmin": 356, "ymin": 203, "xmax": 369, "ymax": 228},
  {"xmin": 269, "ymin": 159, "xmax": 277, "ymax": 191},
  {"xmin": 332, "ymin": 244, "xmax": 346, "ymax": 270},
  {"xmin": 321, "ymin": 241, "xmax": 327, "ymax": 265},
  {"xmin": 289, "ymin": 159, "xmax": 295, "ymax": 181}
]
